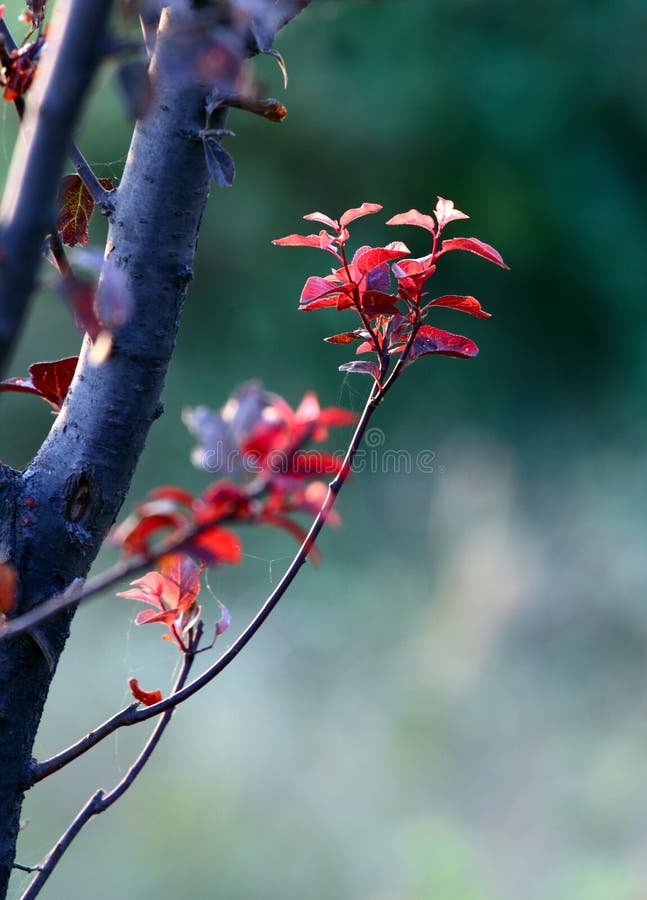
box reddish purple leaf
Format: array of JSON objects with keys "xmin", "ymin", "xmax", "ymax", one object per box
[
  {"xmin": 0, "ymin": 356, "xmax": 78, "ymax": 411},
  {"xmin": 409, "ymin": 325, "xmax": 479, "ymax": 360},
  {"xmin": 424, "ymin": 294, "xmax": 491, "ymax": 319},
  {"xmin": 386, "ymin": 208, "xmax": 436, "ymax": 234},
  {"xmin": 440, "ymin": 237, "xmax": 509, "ymax": 269}
]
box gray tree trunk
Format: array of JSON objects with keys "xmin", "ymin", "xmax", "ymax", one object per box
[{"xmin": 0, "ymin": 6, "xmax": 214, "ymax": 892}]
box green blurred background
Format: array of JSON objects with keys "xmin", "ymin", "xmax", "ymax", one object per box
[{"xmin": 4, "ymin": 0, "xmax": 647, "ymax": 897}]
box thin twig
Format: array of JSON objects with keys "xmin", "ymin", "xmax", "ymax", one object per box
[
  {"xmin": 21, "ymin": 648, "xmax": 195, "ymax": 899},
  {"xmin": 68, "ymin": 143, "xmax": 113, "ymax": 211}
]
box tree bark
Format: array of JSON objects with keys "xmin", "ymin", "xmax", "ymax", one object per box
[{"xmin": 0, "ymin": 7, "xmax": 214, "ymax": 893}]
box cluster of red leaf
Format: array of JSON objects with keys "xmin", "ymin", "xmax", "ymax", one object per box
[
  {"xmin": 273, "ymin": 198, "xmax": 507, "ymax": 381},
  {"xmin": 118, "ymin": 554, "xmax": 212, "ymax": 653},
  {"xmin": 112, "ymin": 384, "xmax": 356, "ymax": 654},
  {"xmin": 0, "ymin": 8, "xmax": 46, "ymax": 102},
  {"xmin": 120, "ymin": 553, "xmax": 229, "ymax": 701}
]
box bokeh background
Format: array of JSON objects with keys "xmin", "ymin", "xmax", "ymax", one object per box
[{"xmin": 4, "ymin": 0, "xmax": 647, "ymax": 897}]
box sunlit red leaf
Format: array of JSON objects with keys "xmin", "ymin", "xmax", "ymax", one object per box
[
  {"xmin": 434, "ymin": 197, "xmax": 469, "ymax": 229},
  {"xmin": 57, "ymin": 174, "xmax": 113, "ymax": 247},
  {"xmin": 408, "ymin": 325, "xmax": 479, "ymax": 360},
  {"xmin": 0, "ymin": 561, "xmax": 17, "ymax": 615},
  {"xmin": 299, "ymin": 276, "xmax": 338, "ymax": 305},
  {"xmin": 339, "ymin": 202, "xmax": 383, "ymax": 228},
  {"xmin": 159, "ymin": 554, "xmax": 202, "ymax": 611},
  {"xmin": 0, "ymin": 356, "xmax": 78, "ymax": 411},
  {"xmin": 354, "ymin": 245, "xmax": 409, "ymax": 277},
  {"xmin": 272, "ymin": 232, "xmax": 333, "ymax": 249},
  {"xmin": 128, "ymin": 678, "xmax": 162, "ymax": 707},
  {"xmin": 386, "ymin": 208, "xmax": 436, "ymax": 234},
  {"xmin": 440, "ymin": 237, "xmax": 509, "ymax": 268},
  {"xmin": 303, "ymin": 211, "xmax": 338, "ymax": 230},
  {"xmin": 423, "ymin": 294, "xmax": 491, "ymax": 319}
]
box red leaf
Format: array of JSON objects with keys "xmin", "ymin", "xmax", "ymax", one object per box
[
  {"xmin": 386, "ymin": 209, "xmax": 436, "ymax": 234},
  {"xmin": 360, "ymin": 290, "xmax": 401, "ymax": 316},
  {"xmin": 290, "ymin": 451, "xmax": 344, "ymax": 478},
  {"xmin": 423, "ymin": 294, "xmax": 491, "ymax": 319},
  {"xmin": 158, "ymin": 554, "xmax": 202, "ymax": 611},
  {"xmin": 303, "ymin": 211, "xmax": 338, "ymax": 230},
  {"xmin": 299, "ymin": 276, "xmax": 338, "ymax": 305},
  {"xmin": 109, "ymin": 504, "xmax": 186, "ymax": 556},
  {"xmin": 272, "ymin": 231, "xmax": 336, "ymax": 251},
  {"xmin": 354, "ymin": 245, "xmax": 409, "ymax": 277},
  {"xmin": 434, "ymin": 197, "xmax": 469, "ymax": 229},
  {"xmin": 0, "ymin": 561, "xmax": 17, "ymax": 615},
  {"xmin": 409, "ymin": 325, "xmax": 479, "ymax": 360},
  {"xmin": 0, "ymin": 356, "xmax": 78, "ymax": 412},
  {"xmin": 339, "ymin": 202, "xmax": 383, "ymax": 228},
  {"xmin": 324, "ymin": 331, "xmax": 362, "ymax": 344},
  {"xmin": 299, "ymin": 293, "xmax": 348, "ymax": 311},
  {"xmin": 128, "ymin": 678, "xmax": 162, "ymax": 707},
  {"xmin": 57, "ymin": 174, "xmax": 113, "ymax": 247},
  {"xmin": 187, "ymin": 527, "xmax": 242, "ymax": 566},
  {"xmin": 440, "ymin": 237, "xmax": 509, "ymax": 269}
]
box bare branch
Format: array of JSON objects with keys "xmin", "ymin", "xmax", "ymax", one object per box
[{"xmin": 21, "ymin": 650, "xmax": 195, "ymax": 899}]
